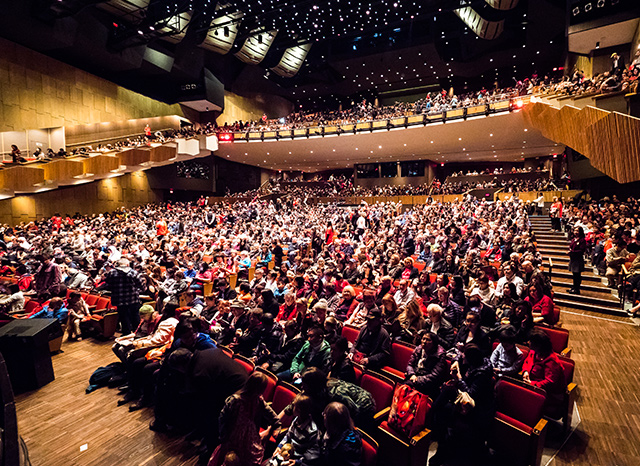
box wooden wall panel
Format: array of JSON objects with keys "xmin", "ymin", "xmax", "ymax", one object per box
[
  {"xmin": 83, "ymin": 155, "xmax": 121, "ymax": 176},
  {"xmin": 42, "ymin": 159, "xmax": 85, "ymax": 181},
  {"xmin": 0, "ymin": 37, "xmax": 182, "ymax": 133},
  {"xmin": 0, "ymin": 166, "xmax": 45, "ymax": 191},
  {"xmin": 525, "ymin": 102, "xmax": 639, "ymax": 183},
  {"xmin": 0, "ymin": 171, "xmax": 161, "ymax": 225}
]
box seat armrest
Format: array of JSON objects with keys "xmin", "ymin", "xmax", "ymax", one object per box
[
  {"xmin": 560, "ymin": 347, "xmax": 572, "ymax": 357},
  {"xmin": 532, "ymin": 418, "xmax": 548, "ymax": 436},
  {"xmin": 410, "ymin": 427, "xmax": 432, "ymax": 446},
  {"xmin": 373, "ymin": 406, "xmax": 391, "ymax": 424}
]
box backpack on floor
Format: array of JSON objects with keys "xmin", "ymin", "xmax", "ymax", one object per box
[{"xmin": 387, "ymin": 384, "xmax": 431, "ymax": 437}]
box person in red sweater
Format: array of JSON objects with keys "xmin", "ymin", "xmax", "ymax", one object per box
[
  {"xmin": 526, "ymin": 282, "xmax": 556, "ymax": 326},
  {"xmin": 522, "ymin": 330, "xmax": 566, "ymax": 417}
]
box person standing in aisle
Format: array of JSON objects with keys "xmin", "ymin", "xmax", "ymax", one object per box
[
  {"xmin": 568, "ymin": 226, "xmax": 588, "ymax": 294},
  {"xmin": 550, "ymin": 197, "xmax": 563, "ymax": 232}
]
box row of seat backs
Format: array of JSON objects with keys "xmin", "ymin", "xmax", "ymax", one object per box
[{"xmin": 63, "ymin": 289, "xmax": 112, "ymax": 312}]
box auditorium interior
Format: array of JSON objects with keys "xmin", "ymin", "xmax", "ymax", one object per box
[{"xmin": 1, "ymin": 0, "xmax": 640, "ymax": 465}]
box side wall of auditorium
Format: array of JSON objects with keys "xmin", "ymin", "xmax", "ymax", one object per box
[
  {"xmin": 0, "ymin": 37, "xmax": 183, "ymax": 133},
  {"xmin": 0, "ymin": 171, "xmax": 161, "ymax": 225}
]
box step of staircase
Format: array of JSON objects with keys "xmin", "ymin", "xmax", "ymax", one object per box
[
  {"xmin": 530, "ymin": 217, "xmax": 629, "ymax": 317},
  {"xmin": 555, "ymin": 298, "xmax": 626, "ymax": 317},
  {"xmin": 536, "ymin": 240, "xmax": 570, "ymax": 248},
  {"xmin": 550, "ymin": 269, "xmax": 604, "ymax": 283},
  {"xmin": 551, "ymin": 276, "xmax": 617, "ymax": 296},
  {"xmin": 539, "ymin": 247, "xmax": 570, "ymax": 256}
]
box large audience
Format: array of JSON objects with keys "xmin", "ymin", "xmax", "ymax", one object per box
[
  {"xmin": 431, "ymin": 174, "xmax": 556, "ymax": 195},
  {"xmin": 0, "ymin": 191, "xmax": 582, "ymax": 466}
]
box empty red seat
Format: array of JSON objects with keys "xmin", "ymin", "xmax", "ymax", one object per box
[
  {"xmin": 382, "ymin": 342, "xmax": 416, "ymax": 381},
  {"xmin": 360, "ymin": 371, "xmax": 395, "ymax": 421},
  {"xmin": 95, "ymin": 297, "xmax": 111, "ymax": 312},
  {"xmin": 490, "ymin": 379, "xmax": 548, "ymax": 466},
  {"xmin": 85, "ymin": 294, "xmax": 99, "ymax": 307},
  {"xmin": 341, "ymin": 324, "xmax": 360, "ymax": 345}
]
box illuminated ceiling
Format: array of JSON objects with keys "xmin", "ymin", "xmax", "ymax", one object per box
[{"xmin": 215, "ymin": 109, "xmax": 562, "ymax": 172}]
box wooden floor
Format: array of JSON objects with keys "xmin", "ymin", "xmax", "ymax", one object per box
[{"xmin": 14, "ymin": 310, "xmax": 640, "ymax": 466}]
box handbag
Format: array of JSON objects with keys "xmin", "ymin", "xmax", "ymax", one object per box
[{"xmin": 387, "ymin": 384, "xmax": 431, "ymax": 437}]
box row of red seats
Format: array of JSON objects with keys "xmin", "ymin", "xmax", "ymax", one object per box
[{"xmin": 338, "ymin": 324, "xmax": 577, "ymax": 466}]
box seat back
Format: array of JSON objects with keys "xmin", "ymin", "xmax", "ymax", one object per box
[
  {"xmin": 255, "ymin": 367, "xmax": 278, "ymax": 403},
  {"xmin": 232, "ymin": 354, "xmax": 255, "ymax": 374},
  {"xmin": 357, "ymin": 428, "xmax": 379, "ymax": 466},
  {"xmin": 353, "ymin": 364, "xmax": 364, "ymax": 385},
  {"xmin": 558, "ymin": 355, "xmax": 575, "ymax": 384},
  {"xmin": 388, "ymin": 342, "xmax": 415, "ymax": 373},
  {"xmin": 536, "ymin": 326, "xmax": 569, "ymax": 354},
  {"xmin": 95, "ymin": 296, "xmax": 111, "ymax": 311},
  {"xmin": 495, "ymin": 379, "xmax": 546, "ymax": 428},
  {"xmin": 24, "ymin": 300, "xmax": 42, "ymax": 317},
  {"xmin": 360, "ymin": 371, "xmax": 395, "ymax": 412},
  {"xmin": 80, "ymin": 292, "xmax": 88, "ymax": 301},
  {"xmin": 219, "ymin": 345, "xmax": 233, "ymax": 357},
  {"xmin": 85, "ymin": 294, "xmax": 99, "ymax": 306},
  {"xmin": 271, "ymin": 381, "xmax": 300, "ymax": 414},
  {"xmin": 341, "ymin": 324, "xmax": 360, "ymax": 345}
]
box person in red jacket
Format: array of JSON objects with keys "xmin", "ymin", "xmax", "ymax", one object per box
[
  {"xmin": 525, "ymin": 282, "xmax": 556, "ymax": 326},
  {"xmin": 522, "ymin": 330, "xmax": 566, "ymax": 417}
]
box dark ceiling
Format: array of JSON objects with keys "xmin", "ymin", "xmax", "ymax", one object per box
[{"xmin": 1, "ymin": 0, "xmax": 568, "ymax": 111}]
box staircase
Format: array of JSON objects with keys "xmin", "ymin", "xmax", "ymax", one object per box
[{"xmin": 529, "ymin": 215, "xmax": 625, "ymax": 317}]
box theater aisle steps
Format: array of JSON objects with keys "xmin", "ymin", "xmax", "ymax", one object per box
[{"xmin": 529, "ymin": 215, "xmax": 626, "ymax": 317}]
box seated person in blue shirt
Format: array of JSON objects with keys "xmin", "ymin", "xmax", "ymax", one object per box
[
  {"xmin": 29, "ymin": 297, "xmax": 68, "ymax": 325},
  {"xmin": 490, "ymin": 327, "xmax": 523, "ymax": 378},
  {"xmin": 183, "ymin": 262, "xmax": 197, "ymax": 280}
]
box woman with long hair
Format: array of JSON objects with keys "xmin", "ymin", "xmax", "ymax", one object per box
[
  {"xmin": 217, "ymin": 372, "xmax": 280, "ymax": 466},
  {"xmin": 320, "ymin": 402, "xmax": 363, "ymax": 466}
]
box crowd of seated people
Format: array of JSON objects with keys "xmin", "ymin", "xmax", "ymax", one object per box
[
  {"xmin": 0, "ymin": 192, "xmax": 577, "ymax": 465},
  {"xmin": 538, "ymin": 51, "xmax": 640, "ymax": 98},
  {"xmin": 431, "ymin": 175, "xmax": 556, "ymax": 195},
  {"xmin": 211, "ymin": 74, "xmax": 538, "ymax": 134},
  {"xmin": 561, "ymin": 195, "xmax": 640, "ymax": 298}
]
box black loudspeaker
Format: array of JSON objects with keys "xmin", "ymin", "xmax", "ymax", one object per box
[{"xmin": 0, "ymin": 319, "xmax": 60, "ymax": 394}]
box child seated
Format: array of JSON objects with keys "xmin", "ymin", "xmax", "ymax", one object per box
[
  {"xmin": 270, "ymin": 395, "xmax": 320, "ymax": 465},
  {"xmin": 490, "ymin": 327, "xmax": 523, "ymax": 378}
]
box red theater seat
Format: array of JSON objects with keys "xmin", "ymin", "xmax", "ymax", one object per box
[
  {"xmin": 341, "ymin": 324, "xmax": 360, "ymax": 345},
  {"xmin": 271, "ymin": 381, "xmax": 300, "ymax": 429},
  {"xmin": 381, "ymin": 342, "xmax": 416, "ymax": 382},
  {"xmin": 255, "ymin": 367, "xmax": 278, "ymax": 403},
  {"xmin": 357, "ymin": 428, "xmax": 379, "ymax": 466},
  {"xmin": 535, "ymin": 325, "xmax": 571, "ymax": 357},
  {"xmin": 359, "ymin": 371, "xmax": 395, "ymax": 423},
  {"xmin": 490, "ymin": 378, "xmax": 548, "ymax": 466},
  {"xmin": 232, "ymin": 354, "xmax": 255, "ymax": 375}
]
